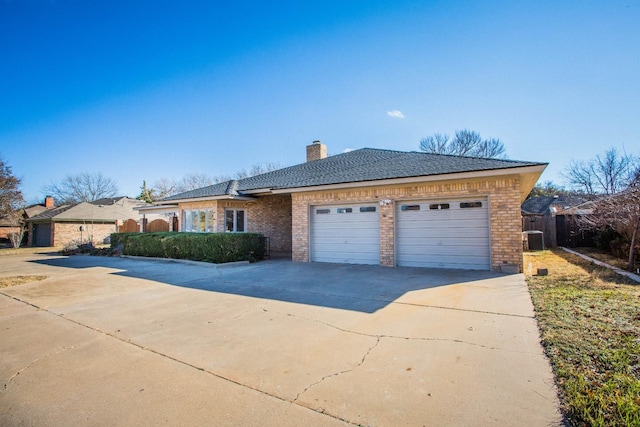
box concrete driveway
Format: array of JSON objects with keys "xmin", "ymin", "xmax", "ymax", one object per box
[{"xmin": 0, "ymin": 254, "xmax": 562, "ymax": 426}]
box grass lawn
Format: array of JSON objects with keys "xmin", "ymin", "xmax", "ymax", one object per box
[{"xmin": 525, "ymin": 249, "xmax": 640, "ymax": 426}]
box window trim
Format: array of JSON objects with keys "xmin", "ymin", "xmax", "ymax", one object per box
[
  {"xmin": 460, "ymin": 201, "xmax": 483, "ymax": 209},
  {"xmin": 183, "ymin": 208, "xmax": 215, "ymax": 233},
  {"xmin": 224, "ymin": 208, "xmax": 246, "ymax": 233}
]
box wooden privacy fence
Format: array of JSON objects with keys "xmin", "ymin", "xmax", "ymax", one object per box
[
  {"xmin": 144, "ymin": 219, "xmax": 170, "ymax": 233},
  {"xmin": 118, "ymin": 219, "xmax": 139, "ymax": 233}
]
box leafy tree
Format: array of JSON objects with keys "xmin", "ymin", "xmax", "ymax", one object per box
[
  {"xmin": 563, "ymin": 148, "xmax": 638, "ymax": 195},
  {"xmin": 137, "ymin": 180, "xmax": 156, "ymax": 203},
  {"xmin": 45, "ymin": 172, "xmax": 118, "ymax": 203},
  {"xmin": 527, "ymin": 181, "xmax": 570, "ymax": 198},
  {"xmin": 420, "ymin": 129, "xmax": 506, "ymax": 158}
]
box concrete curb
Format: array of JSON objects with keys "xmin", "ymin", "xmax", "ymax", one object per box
[
  {"xmin": 560, "ymin": 247, "xmax": 640, "ymax": 283},
  {"xmin": 120, "ymin": 255, "xmax": 251, "ymax": 269}
]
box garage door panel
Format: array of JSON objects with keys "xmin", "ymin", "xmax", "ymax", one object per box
[
  {"xmin": 312, "ymin": 249, "xmax": 379, "ymax": 264},
  {"xmin": 311, "ymin": 204, "xmax": 380, "ymax": 265},
  {"xmin": 313, "ymin": 238, "xmax": 380, "ymax": 246},
  {"xmin": 396, "ymin": 199, "xmax": 490, "ymax": 270},
  {"xmin": 397, "ymin": 228, "xmax": 489, "ymax": 239},
  {"xmin": 397, "ymin": 254, "xmax": 489, "ymax": 269}
]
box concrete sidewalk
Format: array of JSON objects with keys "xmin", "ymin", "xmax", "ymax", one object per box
[{"xmin": 0, "ymin": 254, "xmax": 563, "ymax": 426}]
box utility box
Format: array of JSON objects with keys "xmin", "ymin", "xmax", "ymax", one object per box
[{"xmin": 523, "ymin": 231, "xmax": 545, "ymax": 251}]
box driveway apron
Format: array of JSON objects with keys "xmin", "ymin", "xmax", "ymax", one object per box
[{"xmin": 0, "ymin": 254, "xmax": 563, "ymax": 426}]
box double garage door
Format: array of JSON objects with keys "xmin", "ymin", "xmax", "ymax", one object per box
[{"xmin": 310, "ymin": 198, "xmax": 490, "ymax": 270}]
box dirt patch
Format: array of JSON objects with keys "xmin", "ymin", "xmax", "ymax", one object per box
[{"xmin": 0, "ymin": 276, "xmax": 48, "ymax": 289}]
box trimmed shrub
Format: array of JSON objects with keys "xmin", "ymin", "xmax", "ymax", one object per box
[{"xmin": 109, "ymin": 232, "xmax": 265, "ymax": 263}]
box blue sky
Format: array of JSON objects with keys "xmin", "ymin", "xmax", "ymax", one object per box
[{"xmin": 1, "ymin": 0, "xmax": 639, "ymax": 203}]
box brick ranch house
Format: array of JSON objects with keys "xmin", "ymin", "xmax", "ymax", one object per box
[
  {"xmin": 139, "ymin": 142, "xmax": 546, "ymax": 272},
  {"xmin": 0, "ymin": 196, "xmax": 55, "ymax": 244},
  {"xmin": 26, "ymin": 197, "xmax": 150, "ymax": 247}
]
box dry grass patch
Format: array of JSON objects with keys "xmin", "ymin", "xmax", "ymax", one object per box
[
  {"xmin": 0, "ymin": 275, "xmax": 48, "ymax": 289},
  {"xmin": 571, "ymin": 247, "xmax": 637, "ymax": 271},
  {"xmin": 525, "ymin": 249, "xmax": 640, "ymax": 426},
  {"xmin": 0, "ymin": 247, "xmax": 59, "ymax": 256}
]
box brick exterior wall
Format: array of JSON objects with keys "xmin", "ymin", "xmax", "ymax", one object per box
[
  {"xmin": 243, "ymin": 195, "xmax": 292, "ymax": 252},
  {"xmin": 291, "ymin": 175, "xmax": 524, "ymax": 272},
  {"xmin": 52, "ymin": 222, "xmax": 117, "ymax": 247},
  {"xmin": 177, "ymin": 195, "xmax": 292, "ymax": 253},
  {"xmin": 0, "ymin": 226, "xmax": 20, "ymax": 240}
]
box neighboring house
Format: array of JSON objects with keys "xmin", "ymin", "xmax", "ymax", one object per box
[
  {"xmin": 0, "ymin": 196, "xmax": 55, "ymax": 244},
  {"xmin": 26, "ymin": 197, "xmax": 149, "ymax": 247},
  {"xmin": 522, "ymin": 195, "xmax": 595, "ymax": 248},
  {"xmin": 0, "ymin": 217, "xmax": 20, "ymax": 242},
  {"xmin": 139, "ymin": 142, "xmax": 546, "ymax": 272}
]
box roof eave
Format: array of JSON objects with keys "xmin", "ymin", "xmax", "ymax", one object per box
[
  {"xmin": 272, "ymin": 164, "xmax": 547, "ymax": 199},
  {"xmin": 155, "ymin": 194, "xmax": 258, "ymax": 205},
  {"xmin": 27, "ymin": 218, "xmax": 117, "ymax": 223},
  {"xmin": 134, "ymin": 204, "xmax": 179, "ymax": 212}
]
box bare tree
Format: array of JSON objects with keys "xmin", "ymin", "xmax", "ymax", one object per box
[
  {"xmin": 419, "ymin": 133, "xmax": 450, "ymax": 154},
  {"xmin": 152, "ymin": 178, "xmax": 179, "ymax": 199},
  {"xmin": 150, "ymin": 163, "xmax": 283, "ymax": 200},
  {"xmin": 235, "ymin": 163, "xmax": 281, "ymax": 179},
  {"xmin": 579, "ymin": 186, "xmax": 640, "ymax": 271},
  {"xmin": 0, "ymin": 156, "xmax": 24, "ymax": 218},
  {"xmin": 179, "ymin": 173, "xmax": 216, "ymax": 192},
  {"xmin": 45, "ymin": 172, "xmax": 118, "ymax": 203},
  {"xmin": 151, "ymin": 175, "xmax": 217, "ymax": 200},
  {"xmin": 563, "ymin": 148, "xmax": 638, "ymax": 195},
  {"xmin": 419, "ymin": 129, "xmax": 506, "ymax": 158},
  {"xmin": 0, "ymin": 156, "xmax": 26, "ymax": 247}
]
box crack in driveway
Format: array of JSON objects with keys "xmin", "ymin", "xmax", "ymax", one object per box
[
  {"xmin": 265, "ymin": 308, "xmax": 533, "ymax": 354},
  {"xmin": 293, "ymin": 336, "xmax": 381, "ymax": 403},
  {"xmin": 3, "ymin": 344, "xmax": 80, "ymax": 391}
]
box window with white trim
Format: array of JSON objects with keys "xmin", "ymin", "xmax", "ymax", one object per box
[
  {"xmin": 225, "ymin": 209, "xmax": 246, "ymax": 232},
  {"xmin": 182, "ymin": 209, "xmax": 215, "ymax": 232}
]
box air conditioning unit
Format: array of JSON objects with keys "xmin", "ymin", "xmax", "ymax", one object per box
[{"xmin": 522, "ymin": 231, "xmax": 544, "ymax": 251}]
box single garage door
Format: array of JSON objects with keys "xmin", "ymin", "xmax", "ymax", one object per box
[
  {"xmin": 33, "ymin": 223, "xmax": 52, "ymax": 247},
  {"xmin": 310, "ymin": 203, "xmax": 380, "ymax": 265},
  {"xmin": 396, "ymin": 198, "xmax": 490, "ymax": 270}
]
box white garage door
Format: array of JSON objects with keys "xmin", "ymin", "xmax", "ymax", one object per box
[
  {"xmin": 310, "ymin": 203, "xmax": 380, "ymax": 265},
  {"xmin": 396, "ymin": 199, "xmax": 490, "ymax": 270}
]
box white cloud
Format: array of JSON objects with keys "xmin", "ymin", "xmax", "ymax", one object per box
[
  {"xmin": 387, "ymin": 110, "xmax": 405, "ymax": 119},
  {"xmin": 343, "ymin": 148, "xmax": 354, "ymax": 153}
]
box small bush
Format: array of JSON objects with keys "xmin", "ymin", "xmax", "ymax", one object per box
[
  {"xmin": 62, "ymin": 239, "xmax": 95, "ymax": 256},
  {"xmin": 109, "ymin": 232, "xmax": 265, "ymax": 263}
]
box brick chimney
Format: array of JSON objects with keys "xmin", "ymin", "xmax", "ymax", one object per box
[
  {"xmin": 44, "ymin": 195, "xmax": 54, "ymax": 208},
  {"xmin": 306, "ymin": 140, "xmax": 327, "ymax": 162}
]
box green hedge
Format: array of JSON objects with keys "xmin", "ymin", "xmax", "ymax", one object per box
[{"xmin": 110, "ymin": 232, "xmax": 266, "ymax": 263}]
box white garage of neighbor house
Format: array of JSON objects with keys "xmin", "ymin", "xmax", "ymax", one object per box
[{"xmin": 138, "ymin": 141, "xmax": 546, "ymax": 272}]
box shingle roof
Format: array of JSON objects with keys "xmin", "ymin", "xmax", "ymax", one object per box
[
  {"xmin": 27, "ymin": 197, "xmax": 147, "ymax": 222},
  {"xmin": 162, "ymin": 148, "xmax": 546, "ymax": 202},
  {"xmin": 521, "ymin": 195, "xmax": 591, "ymax": 215}
]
